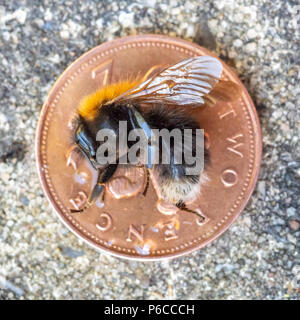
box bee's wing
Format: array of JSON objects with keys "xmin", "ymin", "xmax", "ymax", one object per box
[{"xmin": 113, "ymin": 56, "xmax": 239, "ymax": 106}]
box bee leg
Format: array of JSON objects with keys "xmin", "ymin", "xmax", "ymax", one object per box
[
  {"xmin": 176, "ymin": 201, "xmax": 206, "ymax": 223},
  {"xmin": 101, "ymin": 188, "xmax": 106, "ymax": 202},
  {"xmin": 70, "ymin": 163, "xmax": 118, "ymax": 213},
  {"xmin": 70, "ymin": 183, "xmax": 105, "ymax": 213},
  {"xmin": 127, "ymin": 106, "xmax": 157, "ymax": 170},
  {"xmin": 142, "ymin": 168, "xmax": 150, "ymax": 196}
]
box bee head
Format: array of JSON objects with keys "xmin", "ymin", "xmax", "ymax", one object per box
[{"xmin": 73, "ymin": 116, "xmax": 99, "ymax": 169}]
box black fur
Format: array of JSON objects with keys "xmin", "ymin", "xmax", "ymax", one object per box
[
  {"xmin": 74, "ymin": 103, "xmax": 209, "ymax": 193},
  {"xmin": 135, "ymin": 104, "xmax": 209, "ymax": 184}
]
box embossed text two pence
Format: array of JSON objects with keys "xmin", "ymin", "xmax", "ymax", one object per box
[{"xmin": 36, "ymin": 35, "xmax": 262, "ymax": 260}]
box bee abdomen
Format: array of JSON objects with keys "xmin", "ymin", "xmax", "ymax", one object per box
[
  {"xmin": 158, "ymin": 172, "xmax": 209, "ymax": 204},
  {"xmin": 138, "ymin": 104, "xmax": 209, "ymax": 204}
]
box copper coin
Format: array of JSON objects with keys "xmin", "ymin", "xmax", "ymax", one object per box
[{"xmin": 36, "ymin": 34, "xmax": 262, "ymax": 260}]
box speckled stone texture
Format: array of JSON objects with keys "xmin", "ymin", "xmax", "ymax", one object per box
[{"xmin": 0, "ymin": 0, "xmax": 299, "ymax": 300}]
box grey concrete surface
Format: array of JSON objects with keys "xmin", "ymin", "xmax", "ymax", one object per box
[{"xmin": 0, "ymin": 0, "xmax": 299, "ymax": 299}]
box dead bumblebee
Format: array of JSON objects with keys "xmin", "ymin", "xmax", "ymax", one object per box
[{"xmin": 69, "ymin": 56, "xmax": 240, "ymax": 216}]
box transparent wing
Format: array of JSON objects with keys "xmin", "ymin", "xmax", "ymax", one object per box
[{"xmin": 113, "ymin": 56, "xmax": 224, "ymax": 106}]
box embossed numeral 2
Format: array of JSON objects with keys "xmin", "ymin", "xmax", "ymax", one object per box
[{"xmin": 91, "ymin": 58, "xmax": 113, "ymax": 86}]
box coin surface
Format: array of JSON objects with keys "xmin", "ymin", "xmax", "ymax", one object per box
[{"xmin": 36, "ymin": 34, "xmax": 262, "ymax": 260}]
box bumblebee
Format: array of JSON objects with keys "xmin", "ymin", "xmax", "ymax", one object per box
[{"xmin": 69, "ymin": 56, "xmax": 240, "ymax": 215}]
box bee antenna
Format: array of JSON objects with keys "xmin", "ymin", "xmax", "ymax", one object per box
[{"xmin": 142, "ymin": 169, "xmax": 150, "ymax": 196}]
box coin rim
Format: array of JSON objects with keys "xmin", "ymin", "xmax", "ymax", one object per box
[{"xmin": 35, "ymin": 34, "xmax": 262, "ymax": 261}]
